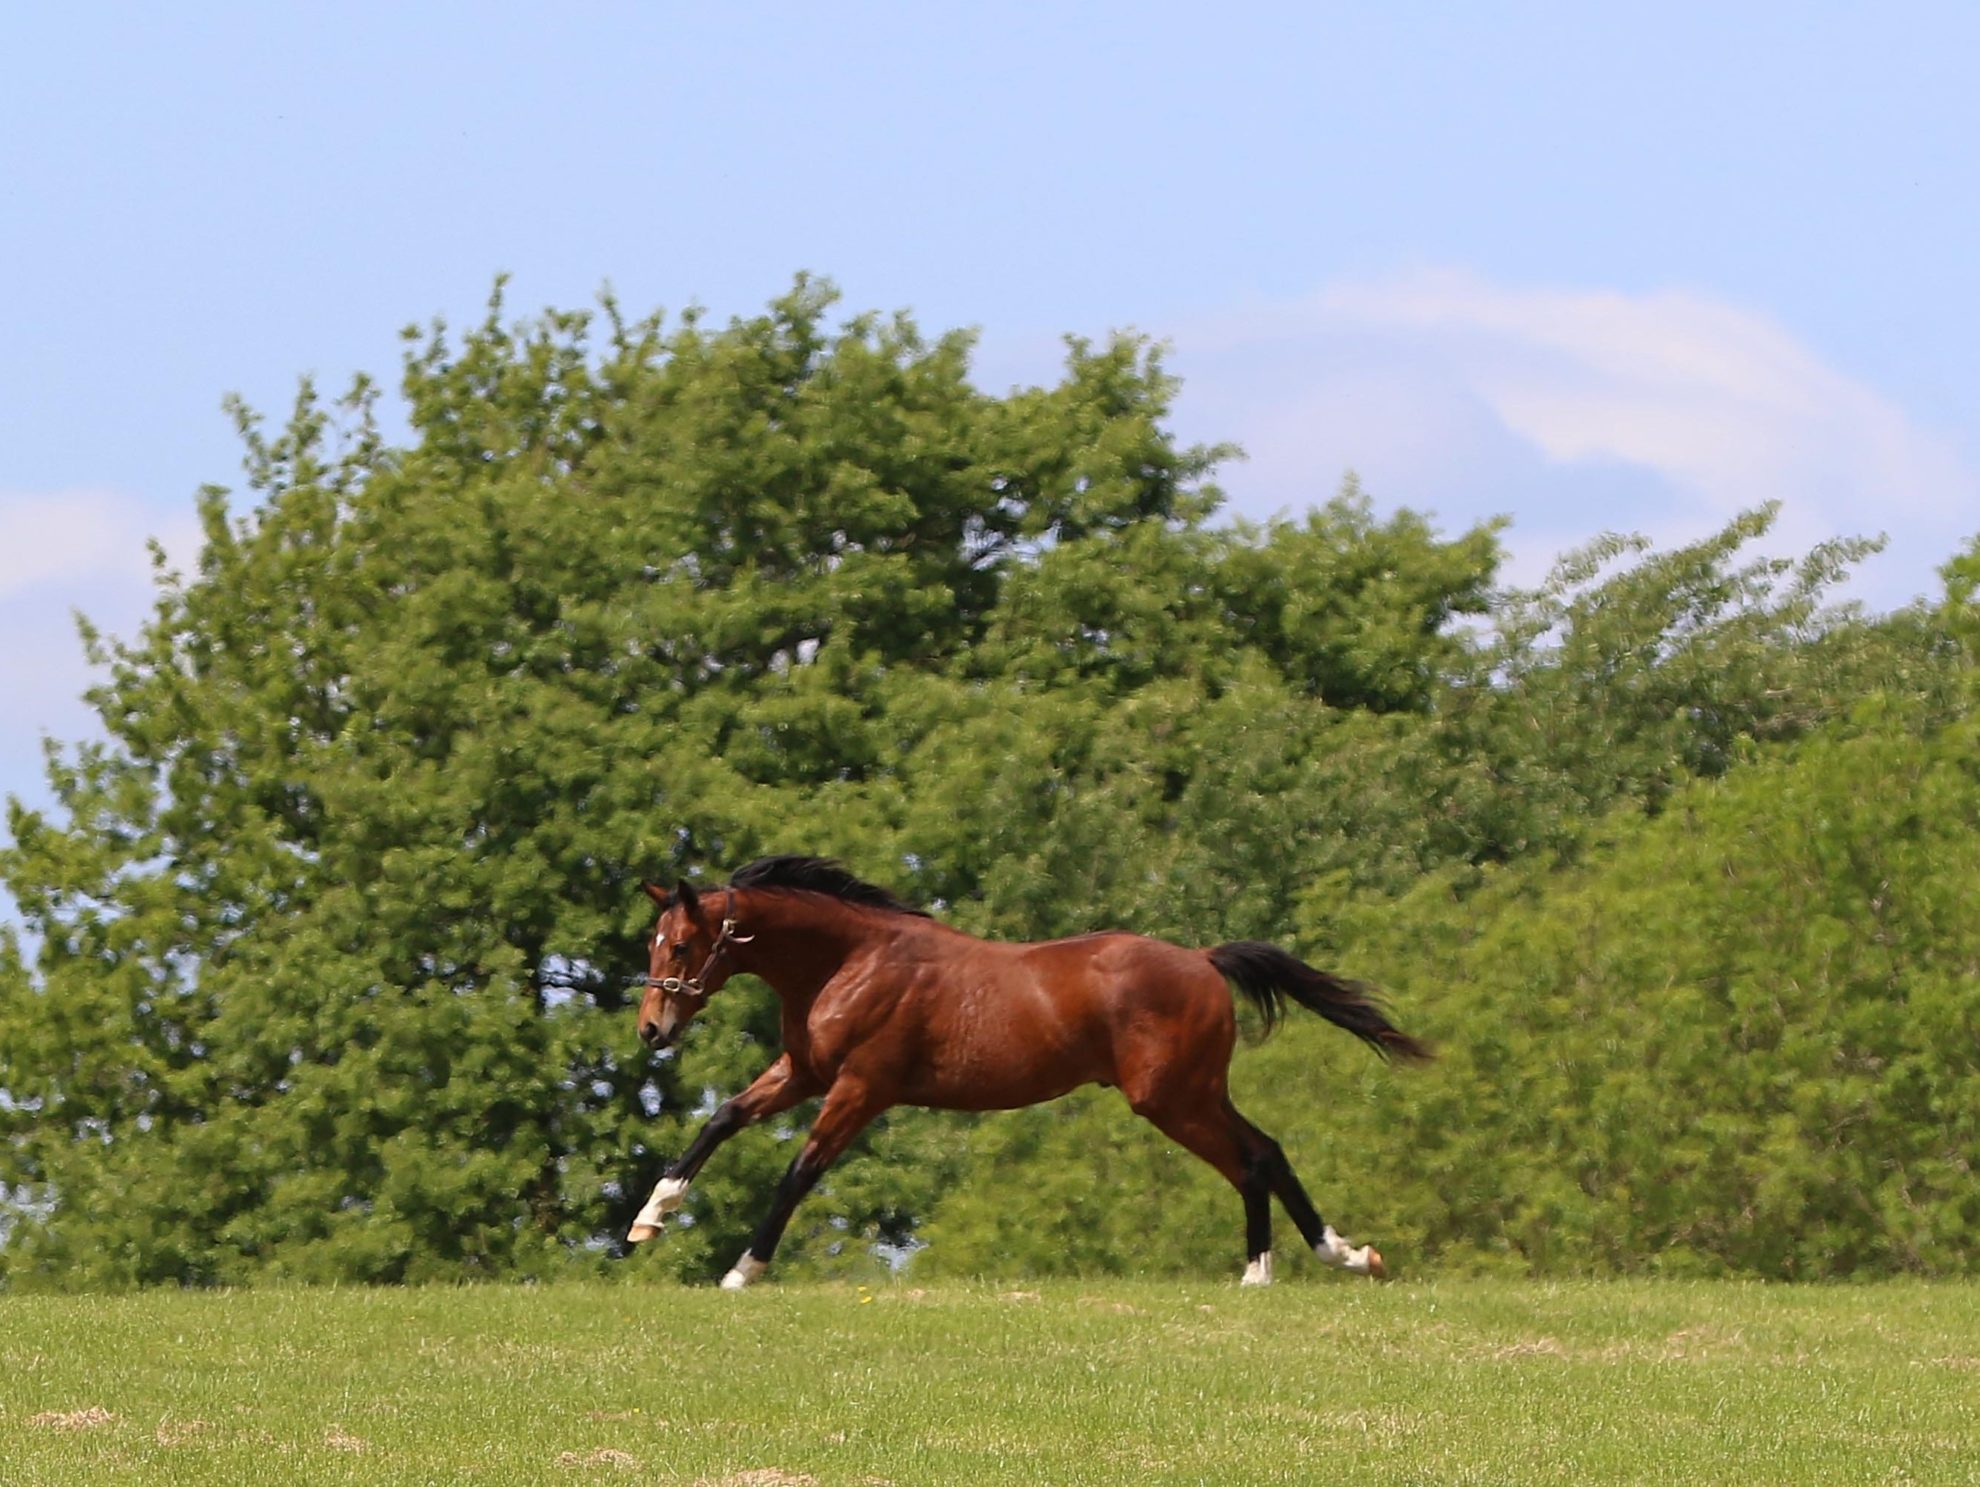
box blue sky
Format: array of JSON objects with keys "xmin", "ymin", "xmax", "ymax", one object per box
[{"xmin": 4, "ymin": 2, "xmax": 1978, "ymax": 824}]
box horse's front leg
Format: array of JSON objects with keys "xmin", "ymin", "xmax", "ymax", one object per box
[
  {"xmin": 627, "ymin": 1054, "xmax": 815, "ymax": 1243},
  {"xmin": 719, "ymin": 1076, "xmax": 887, "ymax": 1290}
]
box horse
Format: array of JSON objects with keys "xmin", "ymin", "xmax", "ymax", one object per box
[{"xmin": 626, "ymin": 855, "xmax": 1431, "ymax": 1289}]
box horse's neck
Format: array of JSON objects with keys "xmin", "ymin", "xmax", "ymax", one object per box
[{"xmin": 737, "ymin": 892, "xmax": 877, "ymax": 1004}]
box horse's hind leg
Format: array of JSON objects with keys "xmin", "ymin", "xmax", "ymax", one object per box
[
  {"xmin": 1139, "ymin": 1093, "xmax": 1386, "ymax": 1284},
  {"xmin": 1227, "ymin": 1104, "xmax": 1385, "ymax": 1279},
  {"xmin": 1129, "ymin": 1091, "xmax": 1278, "ymax": 1286}
]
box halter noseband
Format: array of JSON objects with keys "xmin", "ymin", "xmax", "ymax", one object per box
[{"xmin": 639, "ymin": 915, "xmax": 755, "ymax": 997}]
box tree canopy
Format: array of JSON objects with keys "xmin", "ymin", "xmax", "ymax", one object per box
[{"xmin": 3, "ymin": 279, "xmax": 1974, "ymax": 1287}]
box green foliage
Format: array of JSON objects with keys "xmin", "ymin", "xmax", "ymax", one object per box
[
  {"xmin": 3, "ymin": 276, "xmax": 1972, "ymax": 1287},
  {"xmin": 926, "ymin": 697, "xmax": 1980, "ymax": 1280},
  {"xmin": 0, "ymin": 278, "xmax": 1253, "ymax": 1287},
  {"xmin": 1337, "ymin": 701, "xmax": 1980, "ymax": 1279}
]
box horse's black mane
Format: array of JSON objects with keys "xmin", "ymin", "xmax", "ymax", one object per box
[{"xmin": 728, "ymin": 855, "xmax": 930, "ymax": 918}]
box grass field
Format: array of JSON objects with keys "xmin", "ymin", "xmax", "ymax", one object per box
[{"xmin": 3, "ymin": 1277, "xmax": 1978, "ymax": 1485}]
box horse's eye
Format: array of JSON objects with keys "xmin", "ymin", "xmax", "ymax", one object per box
[{"xmin": 670, "ymin": 944, "xmax": 689, "ymax": 961}]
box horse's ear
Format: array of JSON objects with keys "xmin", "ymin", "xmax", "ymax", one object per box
[
  {"xmin": 640, "ymin": 881, "xmax": 671, "ymax": 907},
  {"xmin": 674, "ymin": 879, "xmax": 701, "ymax": 916}
]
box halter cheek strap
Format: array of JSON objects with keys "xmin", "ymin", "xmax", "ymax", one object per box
[{"xmin": 643, "ymin": 916, "xmax": 755, "ymax": 997}]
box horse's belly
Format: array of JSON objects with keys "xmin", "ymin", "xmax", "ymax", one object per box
[
  {"xmin": 895, "ymin": 1027, "xmax": 1108, "ymax": 1111},
  {"xmin": 901, "ymin": 1069, "xmax": 1095, "ymax": 1112}
]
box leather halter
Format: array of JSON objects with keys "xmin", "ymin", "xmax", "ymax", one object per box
[{"xmin": 639, "ymin": 916, "xmax": 755, "ymax": 997}]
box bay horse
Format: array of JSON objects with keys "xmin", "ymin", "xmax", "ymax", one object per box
[{"xmin": 627, "ymin": 855, "xmax": 1430, "ymax": 1288}]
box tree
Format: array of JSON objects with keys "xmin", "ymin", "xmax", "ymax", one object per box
[
  {"xmin": 0, "ymin": 279, "xmax": 1241, "ymax": 1285},
  {"xmin": 912, "ymin": 513, "xmax": 1975, "ymax": 1280},
  {"xmin": 6, "ymin": 275, "xmax": 1955, "ymax": 1287}
]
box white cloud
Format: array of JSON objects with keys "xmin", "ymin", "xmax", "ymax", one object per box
[
  {"xmin": 1165, "ymin": 270, "xmax": 1980, "ymax": 605},
  {"xmin": 1322, "ymin": 271, "xmax": 1974, "ymax": 522},
  {"xmin": 0, "ymin": 490, "xmax": 202, "ymax": 815},
  {"xmin": 0, "ymin": 490, "xmax": 153, "ymax": 598}
]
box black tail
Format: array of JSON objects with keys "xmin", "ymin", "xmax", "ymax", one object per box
[{"xmin": 1208, "ymin": 941, "xmax": 1434, "ymax": 1063}]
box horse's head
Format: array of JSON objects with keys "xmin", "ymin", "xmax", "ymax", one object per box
[{"xmin": 635, "ymin": 879, "xmax": 750, "ymax": 1050}]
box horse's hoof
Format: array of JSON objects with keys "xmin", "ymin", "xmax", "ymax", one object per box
[
  {"xmin": 1365, "ymin": 1247, "xmax": 1387, "ymax": 1280},
  {"xmin": 626, "ymin": 1178, "xmax": 688, "ymax": 1245}
]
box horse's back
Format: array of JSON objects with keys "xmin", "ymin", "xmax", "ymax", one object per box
[
  {"xmin": 1017, "ymin": 930, "xmax": 1237, "ymax": 1081},
  {"xmin": 1018, "ymin": 928, "xmax": 1216, "ymax": 991},
  {"xmin": 858, "ymin": 925, "xmax": 1230, "ymax": 1110}
]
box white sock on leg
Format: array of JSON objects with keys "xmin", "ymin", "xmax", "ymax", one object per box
[
  {"xmin": 1315, "ymin": 1224, "xmax": 1381, "ymax": 1275},
  {"xmin": 627, "ymin": 1176, "xmax": 689, "ymax": 1243}
]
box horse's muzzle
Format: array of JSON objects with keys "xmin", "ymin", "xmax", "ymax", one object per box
[{"xmin": 638, "ymin": 1019, "xmax": 670, "ymax": 1050}]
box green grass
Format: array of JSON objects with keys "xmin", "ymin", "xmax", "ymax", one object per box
[{"xmin": 3, "ymin": 1278, "xmax": 1978, "ymax": 1485}]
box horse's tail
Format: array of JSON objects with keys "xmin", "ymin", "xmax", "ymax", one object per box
[{"xmin": 1207, "ymin": 940, "xmax": 1434, "ymax": 1063}]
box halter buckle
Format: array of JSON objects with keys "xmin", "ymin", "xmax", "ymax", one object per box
[{"xmin": 643, "ymin": 915, "xmax": 753, "ymax": 998}]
